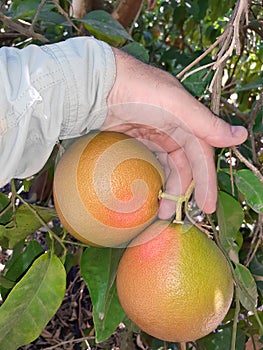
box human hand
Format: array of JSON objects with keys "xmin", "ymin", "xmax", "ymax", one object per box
[{"xmin": 101, "ymin": 48, "xmax": 248, "ymax": 219}]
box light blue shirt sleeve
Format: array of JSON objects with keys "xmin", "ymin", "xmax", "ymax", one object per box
[{"xmin": 0, "ymin": 36, "xmax": 116, "ymax": 187}]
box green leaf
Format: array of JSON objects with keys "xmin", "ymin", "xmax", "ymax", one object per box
[
  {"xmin": 217, "ymin": 171, "xmax": 238, "ymax": 197},
  {"xmin": 0, "ymin": 192, "xmax": 12, "ymax": 225},
  {"xmin": 0, "ymin": 252, "xmax": 66, "ymax": 349},
  {"xmin": 234, "ymin": 263, "xmax": 258, "ymax": 311},
  {"xmin": 172, "ymin": 5, "xmax": 187, "ymax": 27},
  {"xmin": 217, "ymin": 191, "xmax": 244, "ymax": 262},
  {"xmin": 187, "ymin": 1, "xmax": 200, "ymax": 21},
  {"xmin": 235, "ymin": 169, "xmax": 263, "ymax": 213},
  {"xmin": 208, "ymin": 0, "xmax": 235, "ymax": 21},
  {"xmin": 249, "ymin": 252, "xmax": 263, "ymax": 297},
  {"xmin": 10, "ymin": 0, "xmax": 39, "ymax": 18},
  {"xmin": 161, "ymin": 47, "xmax": 190, "ymax": 63},
  {"xmin": 0, "ymin": 204, "xmax": 57, "ymax": 248},
  {"xmin": 197, "ymin": 0, "xmax": 209, "ymax": 19},
  {"xmin": 38, "ymin": 10, "xmax": 68, "ymax": 26},
  {"xmin": 80, "ymin": 247, "xmax": 126, "ymax": 342},
  {"xmin": 254, "ymin": 107, "xmax": 263, "ymax": 133},
  {"xmin": 250, "ymin": 251, "xmax": 263, "ymax": 277},
  {"xmin": 10, "ymin": 0, "xmax": 56, "ymax": 20},
  {"xmin": 196, "ymin": 326, "xmax": 246, "ymax": 350},
  {"xmin": 76, "ymin": 10, "xmax": 132, "ymax": 46},
  {"xmin": 236, "ymin": 78, "xmax": 263, "ymax": 92},
  {"xmin": 182, "ymin": 69, "xmax": 213, "ymax": 97},
  {"xmin": 5, "ymin": 240, "xmax": 44, "ymax": 281},
  {"xmin": 0, "ymin": 276, "xmax": 15, "ymax": 289},
  {"xmin": 122, "ymin": 42, "xmax": 149, "ymax": 63},
  {"xmin": 0, "ymin": 240, "xmax": 44, "ymax": 300}
]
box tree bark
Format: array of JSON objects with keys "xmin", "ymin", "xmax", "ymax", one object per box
[
  {"xmin": 71, "ymin": 0, "xmax": 91, "ymax": 18},
  {"xmin": 92, "ymin": 0, "xmax": 105, "ymax": 10},
  {"xmin": 112, "ymin": 0, "xmax": 144, "ymax": 28}
]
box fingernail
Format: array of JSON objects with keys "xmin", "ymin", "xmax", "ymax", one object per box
[{"xmin": 231, "ymin": 126, "xmax": 248, "ymax": 140}]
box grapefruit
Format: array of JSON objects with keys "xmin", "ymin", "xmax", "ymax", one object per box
[
  {"xmin": 53, "ymin": 131, "xmax": 164, "ymax": 247},
  {"xmin": 116, "ymin": 220, "xmax": 234, "ymax": 342}
]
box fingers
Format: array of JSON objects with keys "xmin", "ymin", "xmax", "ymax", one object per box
[
  {"xmin": 157, "ymin": 132, "xmax": 217, "ymax": 218},
  {"xmin": 157, "ymin": 150, "xmax": 192, "ymax": 220},
  {"xmin": 183, "ymin": 137, "xmax": 217, "ymax": 214},
  {"xmin": 161, "ymin": 86, "xmax": 248, "ymax": 148}
]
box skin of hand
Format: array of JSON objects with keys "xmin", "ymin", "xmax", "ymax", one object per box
[{"xmin": 101, "ymin": 48, "xmax": 248, "ymax": 220}]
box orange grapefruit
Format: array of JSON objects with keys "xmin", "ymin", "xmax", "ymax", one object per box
[
  {"xmin": 53, "ymin": 131, "xmax": 164, "ymax": 247},
  {"xmin": 116, "ymin": 220, "xmax": 234, "ymax": 342}
]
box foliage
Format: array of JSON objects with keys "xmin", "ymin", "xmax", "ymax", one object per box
[{"xmin": 0, "ymin": 0, "xmax": 262, "ymax": 349}]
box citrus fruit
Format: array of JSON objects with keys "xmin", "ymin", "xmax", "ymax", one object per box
[
  {"xmin": 116, "ymin": 220, "xmax": 234, "ymax": 342},
  {"xmin": 53, "ymin": 131, "xmax": 165, "ymax": 247}
]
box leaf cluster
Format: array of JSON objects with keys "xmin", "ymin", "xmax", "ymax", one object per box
[{"xmin": 0, "ymin": 0, "xmax": 262, "ymax": 349}]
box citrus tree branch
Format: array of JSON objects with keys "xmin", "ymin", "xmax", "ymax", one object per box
[
  {"xmin": 177, "ymin": 0, "xmax": 249, "ymax": 87},
  {"xmin": 231, "ymin": 146, "xmax": 263, "ymax": 183},
  {"xmin": 128, "ymin": 0, "xmax": 144, "ymax": 34},
  {"xmin": 0, "ymin": 10, "xmax": 48, "ymax": 42},
  {"xmin": 176, "ymin": 35, "xmax": 223, "ymax": 80},
  {"xmin": 231, "ymin": 287, "xmax": 240, "ymax": 350},
  {"xmin": 71, "ymin": 0, "xmax": 91, "ymax": 18},
  {"xmin": 220, "ymin": 96, "xmax": 248, "ymax": 123},
  {"xmin": 112, "ymin": 0, "xmax": 144, "ymax": 28},
  {"xmin": 45, "ymin": 335, "xmax": 95, "ymax": 350},
  {"xmin": 213, "ymin": 0, "xmax": 248, "ymax": 69},
  {"xmin": 244, "ymin": 213, "xmax": 263, "ymax": 266},
  {"xmin": 52, "ymin": 0, "xmax": 80, "ymax": 31},
  {"xmin": 210, "ymin": 63, "xmax": 225, "ymax": 115},
  {"xmin": 31, "ymin": 0, "xmax": 46, "ymax": 29},
  {"xmin": 247, "ymin": 92, "xmax": 263, "ymax": 166}
]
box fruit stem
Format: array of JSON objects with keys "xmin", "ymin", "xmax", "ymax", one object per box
[
  {"xmin": 159, "ymin": 181, "xmax": 194, "ymax": 223},
  {"xmin": 183, "ymin": 180, "xmax": 195, "ymax": 211},
  {"xmin": 158, "ymin": 191, "xmax": 181, "ymax": 202}
]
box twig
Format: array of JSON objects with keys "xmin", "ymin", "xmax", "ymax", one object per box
[
  {"xmin": 206, "ymin": 214, "xmax": 235, "ymax": 271},
  {"xmin": 0, "ymin": 33, "xmax": 21, "ymax": 39},
  {"xmin": 229, "ymin": 148, "xmax": 235, "ymax": 197},
  {"xmin": 213, "ymin": 0, "xmax": 248, "ymax": 69},
  {"xmin": 248, "ymin": 92, "xmax": 263, "ymax": 166},
  {"xmin": 128, "ymin": 0, "xmax": 144, "ymax": 35},
  {"xmin": 177, "ymin": 0, "xmax": 248, "ymax": 85},
  {"xmin": 244, "ymin": 213, "xmax": 263, "ymax": 266},
  {"xmin": 0, "ymin": 10, "xmax": 48, "ymax": 42},
  {"xmin": 52, "ymin": 0, "xmax": 80, "ymax": 32},
  {"xmin": 231, "ymin": 287, "xmax": 240, "ymax": 350},
  {"xmin": 210, "ymin": 63, "xmax": 225, "ymax": 115},
  {"xmin": 220, "ymin": 96, "xmax": 248, "ymax": 123},
  {"xmin": 16, "ymin": 193, "xmax": 58, "ymax": 236},
  {"xmin": 184, "ymin": 210, "xmax": 213, "ymax": 237},
  {"xmin": 180, "ymin": 62, "xmax": 214, "ymax": 83},
  {"xmin": 231, "ymin": 146, "xmax": 263, "ymax": 183},
  {"xmin": 176, "ymin": 35, "xmax": 224, "ymax": 79},
  {"xmin": 250, "ymin": 92, "xmax": 263, "ymax": 125},
  {"xmin": 45, "ymin": 335, "xmax": 95, "ymax": 350},
  {"xmin": 31, "ymin": 0, "xmax": 47, "ymax": 30}
]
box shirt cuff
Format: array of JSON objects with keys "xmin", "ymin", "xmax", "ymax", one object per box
[
  {"xmin": 43, "ymin": 36, "xmax": 116, "ymax": 138},
  {"xmin": 0, "ymin": 37, "xmax": 116, "ymax": 187}
]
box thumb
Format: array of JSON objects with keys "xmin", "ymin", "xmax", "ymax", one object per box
[
  {"xmin": 199, "ymin": 115, "xmax": 248, "ymax": 147},
  {"xmin": 166, "ymin": 88, "xmax": 248, "ymax": 147}
]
